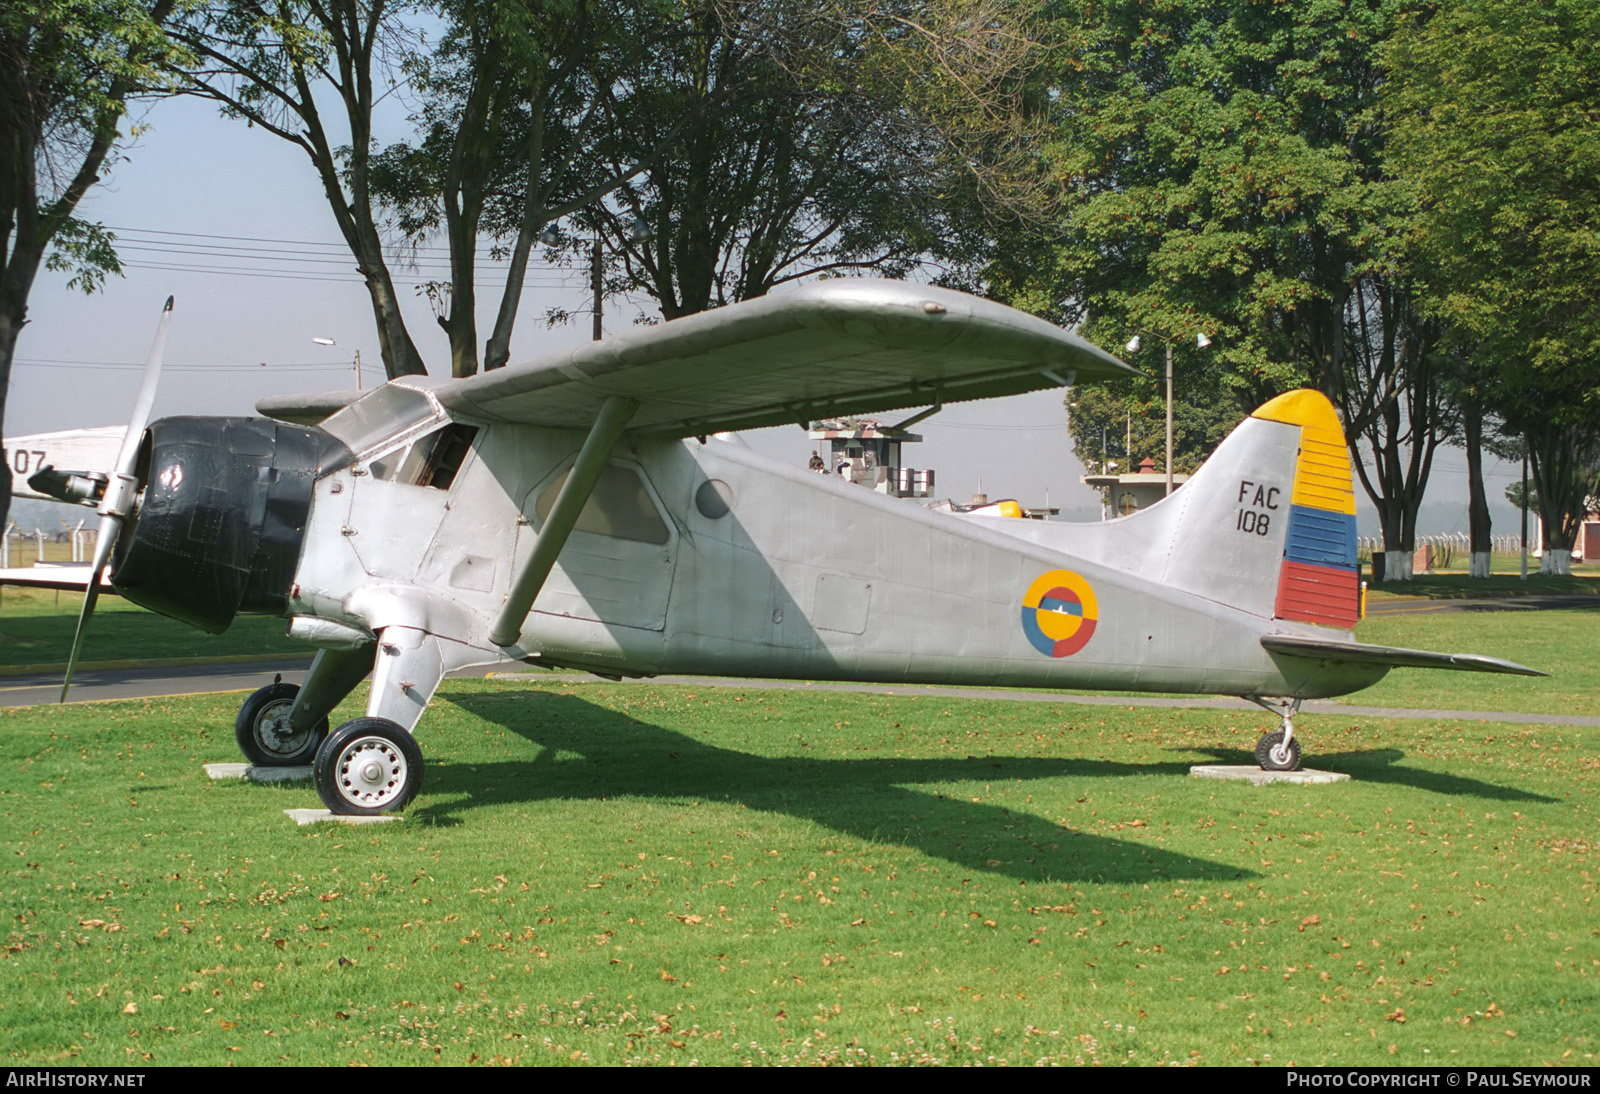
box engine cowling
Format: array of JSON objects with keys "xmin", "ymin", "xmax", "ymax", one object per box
[{"xmin": 109, "ymin": 417, "xmax": 352, "ymax": 633}]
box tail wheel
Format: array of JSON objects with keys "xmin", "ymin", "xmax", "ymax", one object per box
[
  {"xmin": 1254, "ymin": 729, "xmax": 1303, "ymax": 772},
  {"xmin": 235, "ymin": 682, "xmax": 327, "ymax": 766},
  {"xmin": 314, "ymin": 718, "xmax": 423, "ymax": 815}
]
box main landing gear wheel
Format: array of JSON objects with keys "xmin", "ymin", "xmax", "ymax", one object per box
[
  {"xmin": 1255, "ymin": 729, "xmax": 1303, "ymax": 772},
  {"xmin": 314, "ymin": 718, "xmax": 423, "ymax": 816},
  {"xmin": 235, "ymin": 681, "xmax": 328, "ymax": 766}
]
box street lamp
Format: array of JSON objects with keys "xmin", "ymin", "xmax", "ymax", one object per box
[
  {"xmin": 1123, "ymin": 330, "xmax": 1213, "ymax": 496},
  {"xmin": 312, "ymin": 337, "xmax": 362, "ymax": 389}
]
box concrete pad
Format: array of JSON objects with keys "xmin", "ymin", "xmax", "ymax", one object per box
[
  {"xmin": 1190, "ymin": 764, "xmax": 1351, "ymax": 786},
  {"xmin": 204, "ymin": 762, "xmax": 312, "ymax": 783},
  {"xmin": 284, "ymin": 808, "xmax": 402, "ymax": 827}
]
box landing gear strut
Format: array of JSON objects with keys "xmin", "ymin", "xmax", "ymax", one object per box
[{"xmin": 1248, "ymin": 697, "xmax": 1303, "ymax": 771}]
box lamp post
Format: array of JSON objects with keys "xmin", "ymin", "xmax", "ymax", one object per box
[
  {"xmin": 311, "ymin": 337, "xmax": 362, "ymax": 389},
  {"xmin": 1123, "ymin": 330, "xmax": 1212, "ymax": 496}
]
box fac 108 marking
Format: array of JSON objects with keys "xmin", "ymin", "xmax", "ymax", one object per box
[{"xmin": 1235, "ymin": 479, "xmax": 1280, "ymax": 537}]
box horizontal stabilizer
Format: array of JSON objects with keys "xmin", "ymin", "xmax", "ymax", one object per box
[{"xmin": 1262, "ymin": 634, "xmax": 1544, "ymax": 676}]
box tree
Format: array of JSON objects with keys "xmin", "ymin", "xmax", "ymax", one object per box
[
  {"xmin": 1497, "ymin": 377, "xmax": 1600, "ymax": 575},
  {"xmin": 1437, "ymin": 341, "xmax": 1502, "ymax": 577},
  {"xmin": 179, "ymin": 1, "xmax": 764, "ymax": 380},
  {"xmin": 367, "ymin": 0, "xmax": 707, "ymax": 375},
  {"xmin": 1383, "ymin": 0, "xmax": 1600, "ymax": 574},
  {"xmin": 1385, "ymin": 0, "xmax": 1600, "ymax": 379},
  {"xmin": 171, "ymin": 0, "xmax": 430, "ymax": 379},
  {"xmin": 1044, "ymin": 0, "xmax": 1449, "ymax": 577},
  {"xmin": 1, "ymin": 0, "xmax": 179, "ymax": 528},
  {"xmin": 567, "ymin": 1, "xmax": 936, "ymax": 322},
  {"xmin": 1065, "ymin": 364, "xmax": 1243, "ymax": 481},
  {"xmin": 522, "ymin": 0, "xmax": 1036, "ymax": 326}
]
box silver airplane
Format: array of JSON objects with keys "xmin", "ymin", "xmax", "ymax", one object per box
[{"xmin": 8, "ymin": 283, "xmax": 1539, "ymax": 815}]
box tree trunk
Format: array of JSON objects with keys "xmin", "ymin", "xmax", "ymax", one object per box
[
  {"xmin": 1463, "ymin": 400, "xmax": 1492, "ymax": 578},
  {"xmin": 1540, "ymin": 549, "xmax": 1571, "ymax": 576},
  {"xmin": 0, "ymin": 260, "xmax": 35, "ymax": 533},
  {"xmin": 1525, "ymin": 418, "xmax": 1593, "ymax": 572}
]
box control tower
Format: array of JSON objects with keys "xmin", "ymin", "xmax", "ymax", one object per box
[{"xmin": 807, "ymin": 417, "xmax": 935, "ymax": 498}]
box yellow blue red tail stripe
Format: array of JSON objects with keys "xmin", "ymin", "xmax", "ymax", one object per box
[{"xmin": 1253, "ymin": 391, "xmax": 1360, "ymax": 629}]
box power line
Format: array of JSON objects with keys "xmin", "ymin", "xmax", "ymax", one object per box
[
  {"xmin": 14, "ymin": 356, "xmax": 357, "ymax": 373},
  {"xmin": 95, "ymin": 224, "xmax": 582, "ymax": 286},
  {"xmin": 119, "ymin": 259, "xmax": 576, "ymax": 287},
  {"xmin": 115, "ymin": 240, "xmax": 567, "ymax": 277},
  {"xmin": 103, "ymin": 222, "xmax": 572, "ymax": 265}
]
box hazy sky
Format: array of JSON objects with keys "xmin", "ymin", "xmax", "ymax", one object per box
[{"xmin": 10, "ymin": 95, "xmax": 1529, "ymax": 537}]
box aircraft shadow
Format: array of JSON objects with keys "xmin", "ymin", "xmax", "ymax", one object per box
[
  {"xmin": 429, "ymin": 690, "xmax": 1256, "ymax": 886},
  {"xmin": 1187, "ymin": 746, "xmax": 1558, "ymax": 803}
]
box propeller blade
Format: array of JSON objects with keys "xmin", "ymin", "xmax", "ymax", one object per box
[
  {"xmin": 113, "ymin": 295, "xmax": 173, "ymax": 480},
  {"xmin": 59, "ymin": 513, "xmax": 118, "ymax": 703},
  {"xmin": 58, "ymin": 296, "xmax": 174, "ymax": 703}
]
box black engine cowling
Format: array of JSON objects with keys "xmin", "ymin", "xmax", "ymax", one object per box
[{"xmin": 110, "ymin": 417, "xmax": 351, "ymax": 633}]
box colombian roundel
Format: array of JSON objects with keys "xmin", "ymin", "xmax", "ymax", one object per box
[{"xmin": 1020, "ymin": 569, "xmax": 1098, "ymax": 658}]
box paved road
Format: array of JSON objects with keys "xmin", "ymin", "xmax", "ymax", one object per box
[
  {"xmin": 0, "ymin": 657, "xmax": 316, "ymax": 708},
  {"xmin": 5, "ymin": 659, "xmax": 1595, "ymax": 728}
]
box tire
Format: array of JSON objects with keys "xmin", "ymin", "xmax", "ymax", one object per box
[
  {"xmin": 235, "ymin": 683, "xmax": 327, "ymax": 766},
  {"xmin": 1254, "ymin": 729, "xmax": 1303, "ymax": 772},
  {"xmin": 314, "ymin": 718, "xmax": 423, "ymax": 816}
]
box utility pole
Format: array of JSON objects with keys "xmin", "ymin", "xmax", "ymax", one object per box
[
  {"xmin": 1164, "ymin": 343, "xmax": 1175, "ymax": 496},
  {"xmin": 591, "ymin": 237, "xmax": 603, "ymax": 342}
]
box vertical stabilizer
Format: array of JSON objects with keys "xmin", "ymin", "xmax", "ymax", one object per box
[{"xmin": 1252, "ymin": 392, "xmax": 1360, "ymax": 629}]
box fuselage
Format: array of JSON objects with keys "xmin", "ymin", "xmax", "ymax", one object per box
[{"xmin": 283, "ymin": 407, "xmax": 1383, "ymax": 702}]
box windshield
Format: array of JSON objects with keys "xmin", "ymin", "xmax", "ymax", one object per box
[{"xmin": 317, "ymin": 384, "xmax": 443, "ymax": 459}]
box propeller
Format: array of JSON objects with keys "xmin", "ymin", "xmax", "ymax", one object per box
[{"xmin": 59, "ymin": 296, "xmax": 174, "ymax": 702}]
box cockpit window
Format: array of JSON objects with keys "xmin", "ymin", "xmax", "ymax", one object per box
[
  {"xmin": 318, "ymin": 384, "xmax": 442, "ymax": 459},
  {"xmin": 367, "ymin": 423, "xmax": 479, "ymax": 489}
]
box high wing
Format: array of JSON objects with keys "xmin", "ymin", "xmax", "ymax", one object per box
[{"xmin": 259, "ymin": 281, "xmax": 1138, "ymax": 432}]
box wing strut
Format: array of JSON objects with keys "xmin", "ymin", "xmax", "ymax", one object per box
[{"xmin": 488, "ymin": 395, "xmax": 639, "ymax": 647}]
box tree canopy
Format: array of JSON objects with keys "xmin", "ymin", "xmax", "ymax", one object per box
[
  {"xmin": 1385, "ymin": 0, "xmax": 1600, "ymax": 570},
  {"xmin": 1, "ymin": 0, "xmax": 180, "ymax": 527},
  {"xmin": 564, "ymin": 0, "xmax": 970, "ymax": 323},
  {"xmin": 1038, "ymin": 0, "xmax": 1460, "ymax": 573}
]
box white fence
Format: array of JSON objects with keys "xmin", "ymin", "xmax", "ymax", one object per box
[{"xmin": 1357, "ymin": 534, "xmax": 1523, "ymax": 555}]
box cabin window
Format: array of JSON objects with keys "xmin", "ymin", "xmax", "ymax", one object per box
[{"xmin": 534, "ymin": 463, "xmax": 670, "ymax": 544}]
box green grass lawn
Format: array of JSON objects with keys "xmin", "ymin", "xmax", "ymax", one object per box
[
  {"xmin": 1364, "ymin": 556, "xmax": 1600, "ymax": 600},
  {"xmin": 1367, "ymin": 573, "xmax": 1600, "ymax": 601},
  {"xmin": 2, "ymin": 679, "xmax": 1594, "ymax": 1066},
  {"xmin": 1347, "ymin": 610, "xmax": 1600, "ymax": 716},
  {"xmin": 0, "ymin": 587, "xmax": 303, "ymax": 670}
]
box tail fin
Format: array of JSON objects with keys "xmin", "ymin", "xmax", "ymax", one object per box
[{"xmin": 1139, "ymin": 390, "xmax": 1360, "ymax": 628}]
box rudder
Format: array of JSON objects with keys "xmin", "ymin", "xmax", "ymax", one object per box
[{"xmin": 1255, "ymin": 391, "xmax": 1360, "ymax": 629}]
